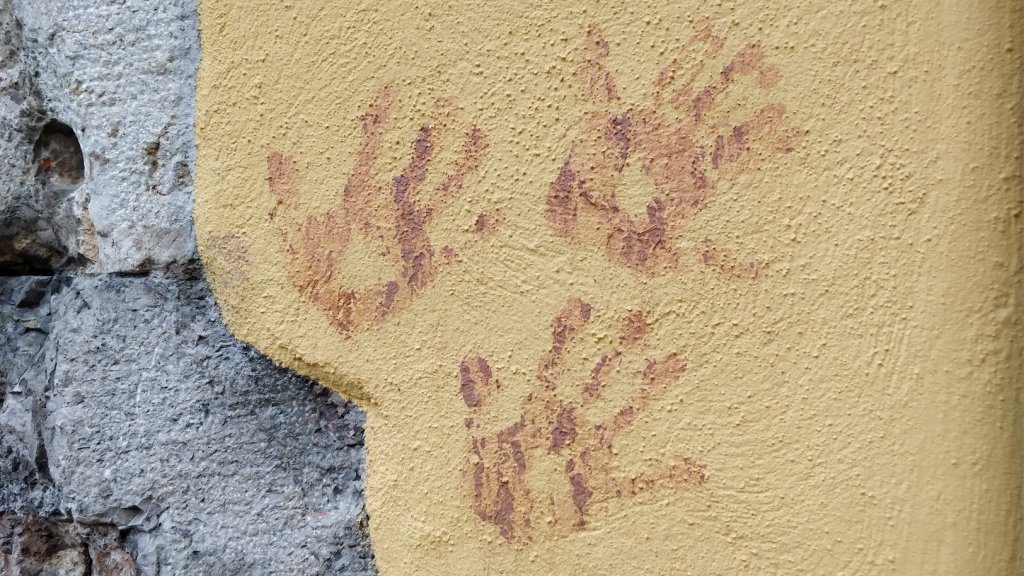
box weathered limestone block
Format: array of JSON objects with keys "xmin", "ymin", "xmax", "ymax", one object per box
[
  {"xmin": 2, "ymin": 0, "xmax": 199, "ymax": 273},
  {"xmin": 0, "ymin": 0, "xmax": 70, "ymax": 274},
  {"xmin": 2, "ymin": 273, "xmax": 375, "ymax": 574}
]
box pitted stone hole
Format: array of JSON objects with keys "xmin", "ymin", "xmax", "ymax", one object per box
[
  {"xmin": 0, "ymin": 120, "xmax": 86, "ymax": 275},
  {"xmin": 33, "ymin": 119, "xmax": 84, "ymax": 190}
]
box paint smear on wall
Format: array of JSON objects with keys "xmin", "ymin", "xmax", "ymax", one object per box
[
  {"xmin": 461, "ymin": 298, "xmax": 704, "ymax": 544},
  {"xmin": 195, "ymin": 1, "xmax": 1022, "ymax": 575},
  {"xmin": 547, "ymin": 24, "xmax": 800, "ymax": 276},
  {"xmin": 267, "ymin": 86, "xmax": 488, "ymax": 335}
]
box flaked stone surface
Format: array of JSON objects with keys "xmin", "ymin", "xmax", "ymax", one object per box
[
  {"xmin": 0, "ymin": 0, "xmax": 66, "ymax": 274},
  {"xmin": 1, "ymin": 0, "xmax": 198, "ymax": 273},
  {"xmin": 1, "ymin": 273, "xmax": 375, "ymax": 575},
  {"xmin": 0, "ymin": 276, "xmax": 61, "ymax": 515},
  {"xmin": 1, "ymin": 514, "xmax": 137, "ymax": 576}
]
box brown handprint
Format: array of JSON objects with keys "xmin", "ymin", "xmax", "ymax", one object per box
[
  {"xmin": 548, "ymin": 24, "xmax": 802, "ymax": 276},
  {"xmin": 460, "ymin": 298, "xmax": 705, "ymax": 544},
  {"xmin": 266, "ymin": 85, "xmax": 488, "ymax": 334}
]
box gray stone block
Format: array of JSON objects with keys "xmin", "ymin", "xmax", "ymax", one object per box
[
  {"xmin": 0, "ymin": 0, "xmax": 376, "ymax": 573},
  {"xmin": 2, "ymin": 0, "xmax": 199, "ymax": 273},
  {"xmin": 0, "ymin": 276, "xmax": 61, "ymax": 515},
  {"xmin": 1, "ymin": 273, "xmax": 375, "ymax": 575}
]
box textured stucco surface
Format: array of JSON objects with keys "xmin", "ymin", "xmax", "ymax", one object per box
[
  {"xmin": 1, "ymin": 0, "xmax": 374, "ymax": 574},
  {"xmin": 196, "ymin": 1, "xmax": 1022, "ymax": 575}
]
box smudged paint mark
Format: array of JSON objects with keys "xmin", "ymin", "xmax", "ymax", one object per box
[
  {"xmin": 266, "ymin": 85, "xmax": 488, "ymax": 335},
  {"xmin": 548, "ymin": 24, "xmax": 803, "ymax": 276},
  {"xmin": 619, "ymin": 311, "xmax": 649, "ymax": 348},
  {"xmin": 461, "ymin": 354, "xmax": 498, "ymax": 409},
  {"xmin": 699, "ymin": 237, "xmax": 763, "ymax": 279},
  {"xmin": 473, "ymin": 209, "xmax": 504, "ymax": 236},
  {"xmin": 267, "ymin": 151, "xmax": 300, "ymax": 220},
  {"xmin": 461, "ymin": 298, "xmax": 705, "ymax": 544},
  {"xmin": 575, "ymin": 24, "xmax": 619, "ymax": 104},
  {"xmin": 204, "ymin": 233, "xmax": 251, "ymax": 296}
]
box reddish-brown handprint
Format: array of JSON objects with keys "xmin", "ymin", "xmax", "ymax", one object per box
[
  {"xmin": 460, "ymin": 298, "xmax": 705, "ymax": 544},
  {"xmin": 548, "ymin": 24, "xmax": 802, "ymax": 275},
  {"xmin": 267, "ymin": 86, "xmax": 489, "ymax": 334}
]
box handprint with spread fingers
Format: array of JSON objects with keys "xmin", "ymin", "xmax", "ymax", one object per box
[
  {"xmin": 267, "ymin": 85, "xmax": 489, "ymax": 335},
  {"xmin": 548, "ymin": 24, "xmax": 802, "ymax": 276},
  {"xmin": 460, "ymin": 298, "xmax": 705, "ymax": 544}
]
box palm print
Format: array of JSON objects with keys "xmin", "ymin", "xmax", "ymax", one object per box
[
  {"xmin": 460, "ymin": 298, "xmax": 705, "ymax": 544},
  {"xmin": 267, "ymin": 85, "xmax": 488, "ymax": 335},
  {"xmin": 547, "ymin": 24, "xmax": 802, "ymax": 276}
]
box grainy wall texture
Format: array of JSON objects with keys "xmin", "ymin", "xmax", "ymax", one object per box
[
  {"xmin": 0, "ymin": 1, "xmax": 373, "ymax": 574},
  {"xmin": 196, "ymin": 1, "xmax": 1022, "ymax": 575}
]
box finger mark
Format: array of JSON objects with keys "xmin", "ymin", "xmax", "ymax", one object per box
[
  {"xmin": 550, "ymin": 405, "xmax": 578, "ymax": 455},
  {"xmin": 583, "ymin": 350, "xmax": 621, "ymax": 403},
  {"xmin": 460, "ymin": 355, "xmax": 498, "ymax": 409},
  {"xmin": 346, "ymin": 87, "xmax": 395, "ymax": 225},
  {"xmin": 392, "ymin": 124, "xmax": 437, "ymax": 293},
  {"xmin": 538, "ymin": 297, "xmax": 592, "ymax": 388},
  {"xmin": 699, "ymin": 238, "xmax": 763, "ymax": 280},
  {"xmin": 566, "ymin": 459, "xmax": 594, "ymax": 518},
  {"xmin": 472, "ymin": 209, "xmax": 503, "ymax": 236},
  {"xmin": 393, "ymin": 124, "xmax": 434, "ymax": 205},
  {"xmin": 266, "ymin": 151, "xmax": 300, "ymax": 222},
  {"xmin": 643, "ymin": 353, "xmax": 688, "ymax": 386},
  {"xmin": 575, "ymin": 24, "xmax": 618, "ymax": 103},
  {"xmin": 434, "ymin": 126, "xmax": 488, "ymax": 209},
  {"xmin": 546, "ymin": 157, "xmax": 579, "ymax": 237},
  {"xmin": 380, "ymin": 280, "xmax": 399, "ymax": 313},
  {"xmin": 607, "ymin": 353, "xmax": 686, "ymax": 433}
]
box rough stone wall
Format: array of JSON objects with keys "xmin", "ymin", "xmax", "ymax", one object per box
[{"xmin": 0, "ymin": 1, "xmax": 374, "ymax": 574}]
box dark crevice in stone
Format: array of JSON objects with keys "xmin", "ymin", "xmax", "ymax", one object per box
[
  {"xmin": 82, "ymin": 541, "xmax": 94, "ymax": 576},
  {"xmin": 31, "ymin": 433, "xmax": 52, "ymax": 486},
  {"xmin": 109, "ymin": 269, "xmax": 151, "ymax": 278},
  {"xmin": 0, "ymin": 256, "xmax": 55, "ymax": 277}
]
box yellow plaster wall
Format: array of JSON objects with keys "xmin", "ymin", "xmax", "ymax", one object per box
[{"xmin": 194, "ymin": 1, "xmax": 1022, "ymax": 574}]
